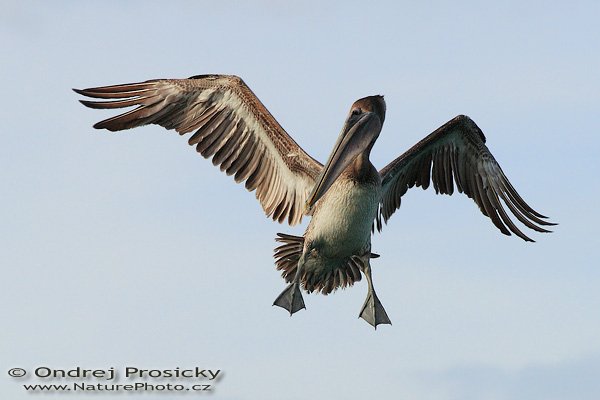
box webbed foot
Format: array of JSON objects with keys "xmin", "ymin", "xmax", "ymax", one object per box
[
  {"xmin": 358, "ymin": 256, "xmax": 391, "ymax": 329},
  {"xmin": 273, "ymin": 283, "xmax": 306, "ymax": 315},
  {"xmin": 359, "ymin": 289, "xmax": 391, "ymax": 329}
]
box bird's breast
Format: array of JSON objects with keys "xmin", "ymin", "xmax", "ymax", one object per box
[{"xmin": 306, "ymin": 177, "xmax": 381, "ymax": 258}]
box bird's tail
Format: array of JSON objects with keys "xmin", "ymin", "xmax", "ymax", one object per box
[
  {"xmin": 273, "ymin": 233, "xmax": 367, "ymax": 295},
  {"xmin": 273, "ymin": 233, "xmax": 304, "ymax": 283}
]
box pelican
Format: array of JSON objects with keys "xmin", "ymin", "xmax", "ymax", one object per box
[{"xmin": 74, "ymin": 74, "xmax": 555, "ymax": 328}]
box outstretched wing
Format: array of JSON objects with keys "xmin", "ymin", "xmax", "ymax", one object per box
[
  {"xmin": 379, "ymin": 115, "xmax": 555, "ymax": 241},
  {"xmin": 74, "ymin": 74, "xmax": 323, "ymax": 225}
]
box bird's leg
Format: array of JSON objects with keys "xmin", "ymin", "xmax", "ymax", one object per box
[
  {"xmin": 358, "ymin": 257, "xmax": 392, "ymax": 329},
  {"xmin": 273, "ymin": 254, "xmax": 306, "ymax": 316}
]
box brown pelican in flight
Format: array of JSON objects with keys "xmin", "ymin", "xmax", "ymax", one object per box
[{"xmin": 74, "ymin": 74, "xmax": 554, "ymax": 328}]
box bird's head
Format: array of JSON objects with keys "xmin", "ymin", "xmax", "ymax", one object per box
[
  {"xmin": 305, "ymin": 95, "xmax": 386, "ymax": 211},
  {"xmin": 350, "ymin": 95, "xmax": 386, "ymax": 125}
]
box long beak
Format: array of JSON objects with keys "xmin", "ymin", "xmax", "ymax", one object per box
[{"xmin": 305, "ymin": 112, "xmax": 381, "ymax": 212}]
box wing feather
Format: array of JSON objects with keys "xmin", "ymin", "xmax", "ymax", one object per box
[
  {"xmin": 379, "ymin": 115, "xmax": 555, "ymax": 241},
  {"xmin": 75, "ymin": 75, "xmax": 323, "ymax": 225}
]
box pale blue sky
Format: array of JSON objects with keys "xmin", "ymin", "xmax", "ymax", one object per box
[{"xmin": 1, "ymin": 1, "xmax": 599, "ymax": 399}]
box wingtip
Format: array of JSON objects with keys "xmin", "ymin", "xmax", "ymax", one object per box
[
  {"xmin": 78, "ymin": 99, "xmax": 95, "ymax": 109},
  {"xmin": 540, "ymin": 219, "xmax": 558, "ymax": 226},
  {"xmin": 92, "ymin": 121, "xmax": 114, "ymax": 131},
  {"xmin": 73, "ymin": 87, "xmax": 95, "ymax": 97}
]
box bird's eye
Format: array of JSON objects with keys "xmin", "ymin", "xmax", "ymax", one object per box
[{"xmin": 351, "ymin": 108, "xmax": 361, "ymax": 116}]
